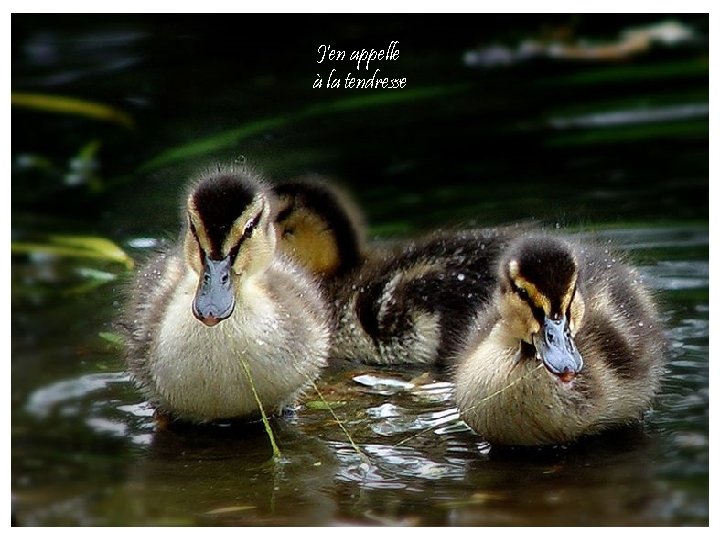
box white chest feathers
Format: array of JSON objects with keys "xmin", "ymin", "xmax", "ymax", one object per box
[{"xmin": 149, "ymin": 272, "xmax": 328, "ymax": 421}]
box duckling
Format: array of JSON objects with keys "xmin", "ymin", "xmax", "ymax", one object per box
[
  {"xmin": 268, "ymin": 180, "xmax": 666, "ymax": 444},
  {"xmin": 454, "ymin": 234, "xmax": 665, "ymax": 446},
  {"xmin": 123, "ymin": 166, "xmax": 330, "ymax": 424},
  {"xmin": 273, "ymin": 176, "xmax": 367, "ymax": 281},
  {"xmin": 329, "ymin": 228, "xmax": 518, "ymax": 365},
  {"xmin": 270, "ymin": 177, "xmax": 521, "ymax": 364}
]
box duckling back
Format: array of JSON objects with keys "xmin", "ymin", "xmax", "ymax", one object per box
[
  {"xmin": 270, "ymin": 178, "xmax": 524, "ymax": 365},
  {"xmin": 122, "ymin": 166, "xmax": 330, "ymax": 423},
  {"xmin": 454, "ymin": 234, "xmax": 666, "ymax": 445},
  {"xmin": 330, "ymin": 228, "xmax": 515, "ymax": 365}
]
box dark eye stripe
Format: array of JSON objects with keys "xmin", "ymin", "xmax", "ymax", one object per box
[
  {"xmin": 227, "ymin": 208, "xmax": 264, "ymax": 262},
  {"xmin": 510, "ymin": 281, "xmax": 546, "ymax": 322},
  {"xmin": 188, "ymin": 216, "xmax": 199, "ymax": 239},
  {"xmin": 243, "ymin": 209, "xmax": 262, "ymax": 239},
  {"xmin": 565, "ymin": 283, "xmax": 577, "ymax": 319},
  {"xmin": 187, "ymin": 217, "xmax": 207, "ymax": 265}
]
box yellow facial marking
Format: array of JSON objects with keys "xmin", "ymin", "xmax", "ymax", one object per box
[
  {"xmin": 508, "ymin": 259, "xmax": 551, "ymax": 312},
  {"xmin": 187, "ymin": 197, "xmax": 212, "ymax": 255},
  {"xmin": 222, "ymin": 198, "xmax": 265, "ymax": 256},
  {"xmin": 568, "ymin": 290, "xmax": 585, "ymax": 335},
  {"xmin": 508, "ymin": 259, "xmax": 579, "ymax": 317},
  {"xmin": 284, "ymin": 223, "xmax": 340, "ymax": 275},
  {"xmin": 275, "ymin": 205, "xmax": 340, "ymax": 277},
  {"xmin": 559, "ymin": 271, "xmax": 578, "ymax": 314},
  {"xmin": 512, "ymin": 275, "xmax": 551, "ymax": 314}
]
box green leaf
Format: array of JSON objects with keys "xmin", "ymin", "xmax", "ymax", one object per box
[
  {"xmin": 98, "ymin": 332, "xmax": 124, "ymax": 347},
  {"xmin": 305, "ymin": 400, "xmax": 348, "ymax": 410},
  {"xmin": 204, "ymin": 506, "xmax": 255, "ymax": 515},
  {"xmin": 540, "ymin": 58, "xmax": 709, "ymax": 87},
  {"xmin": 12, "ymin": 235, "xmax": 134, "ymax": 270},
  {"xmin": 11, "ymin": 93, "xmax": 134, "ymax": 128},
  {"xmin": 544, "ymin": 119, "xmax": 707, "ymax": 147}
]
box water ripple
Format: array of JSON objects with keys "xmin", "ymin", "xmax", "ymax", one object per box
[{"xmin": 26, "ymin": 372, "xmax": 129, "ymax": 418}]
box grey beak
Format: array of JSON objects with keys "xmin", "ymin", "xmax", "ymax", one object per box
[
  {"xmin": 533, "ymin": 317, "xmax": 584, "ymax": 376},
  {"xmin": 192, "ymin": 255, "xmax": 235, "ymax": 326}
]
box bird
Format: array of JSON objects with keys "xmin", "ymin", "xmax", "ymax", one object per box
[
  {"xmin": 453, "ymin": 234, "xmax": 666, "ymax": 446},
  {"xmin": 122, "ymin": 165, "xmax": 331, "ymax": 425},
  {"xmin": 268, "ymin": 179, "xmax": 666, "ymax": 445},
  {"xmin": 269, "ymin": 179, "xmax": 666, "ymax": 445},
  {"xmin": 273, "ymin": 176, "xmax": 367, "ymax": 282},
  {"xmin": 270, "ymin": 177, "xmax": 520, "ymax": 365},
  {"xmin": 327, "ymin": 228, "xmax": 518, "ymax": 365}
]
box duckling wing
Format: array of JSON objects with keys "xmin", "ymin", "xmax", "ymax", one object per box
[{"xmin": 335, "ymin": 229, "xmax": 512, "ymax": 365}]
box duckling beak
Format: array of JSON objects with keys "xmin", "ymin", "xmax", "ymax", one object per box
[
  {"xmin": 192, "ymin": 255, "xmax": 235, "ymax": 327},
  {"xmin": 533, "ymin": 317, "xmax": 584, "ymax": 381}
]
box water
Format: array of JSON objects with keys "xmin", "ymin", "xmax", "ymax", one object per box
[{"xmin": 11, "ymin": 15, "xmax": 708, "ymax": 526}]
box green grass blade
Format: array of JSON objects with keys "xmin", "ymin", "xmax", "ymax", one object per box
[
  {"xmin": 12, "ymin": 236, "xmax": 134, "ymax": 269},
  {"xmin": 540, "ymin": 58, "xmax": 708, "ymax": 87},
  {"xmin": 140, "ymin": 84, "xmax": 471, "ymax": 171},
  {"xmin": 238, "ymin": 356, "xmax": 282, "ymax": 459},
  {"xmin": 98, "ymin": 332, "xmax": 124, "ymax": 348},
  {"xmin": 303, "ymin": 375, "xmax": 370, "ymax": 465},
  {"xmin": 12, "ymin": 92, "xmax": 135, "ymax": 128}
]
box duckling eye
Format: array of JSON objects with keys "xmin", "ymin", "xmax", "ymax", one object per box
[
  {"xmin": 516, "ymin": 288, "xmax": 530, "ymax": 302},
  {"xmin": 243, "ymin": 210, "xmax": 263, "ymax": 239}
]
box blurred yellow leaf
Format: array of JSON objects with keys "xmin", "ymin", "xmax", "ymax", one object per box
[
  {"xmin": 205, "ymin": 506, "xmax": 255, "ymax": 515},
  {"xmin": 12, "ymin": 92, "xmax": 134, "ymax": 128},
  {"xmin": 12, "ymin": 235, "xmax": 134, "ymax": 269}
]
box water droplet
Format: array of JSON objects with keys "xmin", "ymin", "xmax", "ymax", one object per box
[
  {"xmin": 457, "ymin": 273, "xmax": 466, "ymax": 282},
  {"xmin": 638, "ymin": 322, "xmax": 644, "ymax": 328}
]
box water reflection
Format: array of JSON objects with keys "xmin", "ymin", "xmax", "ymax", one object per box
[
  {"xmin": 449, "ymin": 432, "xmax": 674, "ymax": 526},
  {"xmin": 13, "ymin": 217, "xmax": 708, "ymax": 526},
  {"xmin": 122, "ymin": 424, "xmax": 340, "ymax": 526},
  {"xmin": 26, "ymin": 372, "xmax": 129, "ymax": 418}
]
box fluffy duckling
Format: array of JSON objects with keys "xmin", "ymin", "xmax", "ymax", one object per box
[
  {"xmin": 123, "ymin": 166, "xmax": 330, "ymax": 424},
  {"xmin": 270, "ymin": 177, "xmax": 518, "ymax": 364},
  {"xmin": 273, "ymin": 177, "xmax": 367, "ymax": 281},
  {"xmin": 454, "ymin": 235, "xmax": 665, "ymax": 446},
  {"xmin": 269, "ymin": 180, "xmax": 666, "ymax": 444},
  {"xmin": 329, "ymin": 228, "xmax": 516, "ymax": 365},
  {"xmin": 272, "ymin": 178, "xmax": 524, "ymax": 364}
]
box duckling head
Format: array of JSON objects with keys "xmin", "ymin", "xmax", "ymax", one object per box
[
  {"xmin": 184, "ymin": 168, "xmax": 276, "ymax": 327},
  {"xmin": 273, "ymin": 178, "xmax": 366, "ymax": 279},
  {"xmin": 497, "ymin": 236, "xmax": 586, "ymax": 382}
]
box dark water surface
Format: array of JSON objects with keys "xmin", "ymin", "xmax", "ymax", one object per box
[{"xmin": 12, "ymin": 15, "xmax": 708, "ymax": 526}]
